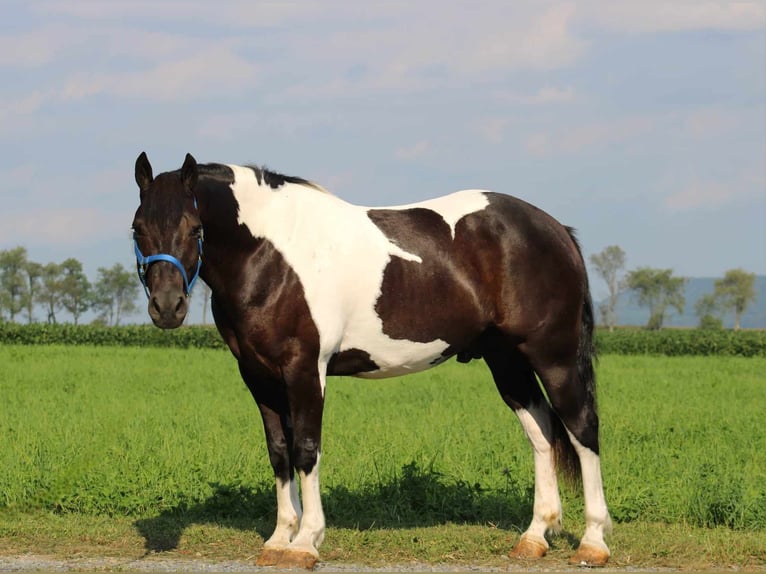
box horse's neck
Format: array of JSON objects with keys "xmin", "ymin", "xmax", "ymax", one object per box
[
  {"xmin": 195, "ymin": 173, "xmax": 341, "ymax": 296},
  {"xmin": 230, "ymin": 171, "xmax": 347, "ymax": 239}
]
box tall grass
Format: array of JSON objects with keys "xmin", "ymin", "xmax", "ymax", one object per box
[{"xmin": 0, "ymin": 346, "xmax": 763, "ymax": 533}]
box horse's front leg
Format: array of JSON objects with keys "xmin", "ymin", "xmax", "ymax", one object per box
[
  {"xmin": 276, "ymin": 365, "xmax": 326, "ymax": 570},
  {"xmin": 255, "ymin": 405, "xmax": 302, "ymax": 566},
  {"xmin": 239, "ymin": 368, "xmax": 302, "ymax": 566}
]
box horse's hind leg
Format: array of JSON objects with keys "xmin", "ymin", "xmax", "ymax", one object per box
[
  {"xmin": 483, "ymin": 343, "xmax": 565, "ymax": 559},
  {"xmin": 526, "ymin": 346, "xmax": 611, "ymax": 566}
]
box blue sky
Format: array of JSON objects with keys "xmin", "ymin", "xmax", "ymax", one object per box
[{"xmin": 1, "ymin": 1, "xmax": 765, "ymax": 318}]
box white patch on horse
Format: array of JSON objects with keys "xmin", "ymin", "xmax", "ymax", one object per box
[
  {"xmin": 515, "ymin": 406, "xmax": 562, "ymax": 548},
  {"xmin": 566, "ymin": 430, "xmax": 612, "ymax": 554},
  {"xmin": 228, "ymin": 165, "xmax": 490, "ymax": 380},
  {"xmin": 379, "ymin": 190, "xmax": 490, "ymax": 239},
  {"xmin": 287, "ymin": 452, "xmax": 324, "ymax": 557},
  {"xmin": 263, "ymin": 476, "xmax": 302, "ymax": 550}
]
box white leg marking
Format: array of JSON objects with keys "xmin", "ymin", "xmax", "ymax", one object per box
[
  {"xmin": 287, "ymin": 452, "xmax": 325, "ymax": 556},
  {"xmin": 566, "ymin": 431, "xmax": 612, "ymax": 552},
  {"xmin": 516, "ymin": 406, "xmax": 562, "ymax": 547},
  {"xmin": 264, "ymin": 476, "xmax": 301, "ymax": 549},
  {"xmin": 284, "ymin": 364, "xmax": 325, "ymax": 556}
]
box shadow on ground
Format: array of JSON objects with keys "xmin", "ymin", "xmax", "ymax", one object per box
[{"xmin": 134, "ymin": 461, "xmax": 535, "ymax": 553}]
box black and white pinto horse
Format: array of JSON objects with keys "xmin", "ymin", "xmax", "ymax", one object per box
[{"xmin": 131, "ymin": 153, "xmax": 611, "ymax": 568}]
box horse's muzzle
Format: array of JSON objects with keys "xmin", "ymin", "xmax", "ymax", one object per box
[{"xmin": 148, "ymin": 288, "xmax": 188, "ymax": 329}]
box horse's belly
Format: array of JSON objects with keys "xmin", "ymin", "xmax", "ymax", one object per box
[{"xmin": 330, "ymin": 337, "xmax": 452, "ymax": 379}]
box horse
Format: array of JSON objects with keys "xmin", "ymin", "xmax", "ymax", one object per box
[{"xmin": 131, "ymin": 152, "xmax": 611, "ymax": 569}]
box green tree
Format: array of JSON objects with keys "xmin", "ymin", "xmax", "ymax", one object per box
[
  {"xmin": 60, "ymin": 258, "xmax": 91, "ymax": 325},
  {"xmin": 0, "ymin": 246, "xmax": 29, "ymax": 322},
  {"xmin": 93, "ymin": 263, "xmax": 138, "ymax": 326},
  {"xmin": 694, "ymin": 293, "xmax": 723, "ymax": 330},
  {"xmin": 714, "ymin": 268, "xmax": 756, "ymax": 331},
  {"xmin": 590, "ymin": 245, "xmax": 626, "ymax": 331},
  {"xmin": 23, "ymin": 260, "xmax": 43, "ymax": 323},
  {"xmin": 625, "ymin": 267, "xmax": 686, "ymax": 330},
  {"xmin": 38, "ymin": 262, "xmax": 64, "ymax": 324}
]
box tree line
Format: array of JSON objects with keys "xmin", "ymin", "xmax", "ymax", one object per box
[
  {"xmin": 1, "ymin": 244, "xmax": 759, "ymax": 329},
  {"xmin": 590, "ymin": 245, "xmax": 758, "ymax": 331},
  {"xmin": 0, "ymin": 247, "xmax": 138, "ymax": 326}
]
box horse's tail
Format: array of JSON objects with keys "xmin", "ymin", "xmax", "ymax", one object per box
[{"xmin": 551, "ymin": 227, "xmax": 598, "ymax": 484}]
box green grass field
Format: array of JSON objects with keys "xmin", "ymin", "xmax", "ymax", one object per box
[{"xmin": 0, "ymin": 345, "xmax": 764, "ymax": 568}]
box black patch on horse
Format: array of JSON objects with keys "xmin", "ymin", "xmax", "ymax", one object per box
[
  {"xmin": 244, "ymin": 165, "xmax": 317, "ymax": 190},
  {"xmin": 327, "ymin": 349, "xmax": 379, "ymax": 376},
  {"xmin": 366, "ymin": 207, "xmax": 487, "ymax": 350}
]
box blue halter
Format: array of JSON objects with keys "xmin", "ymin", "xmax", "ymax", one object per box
[{"xmin": 134, "ymin": 198, "xmax": 203, "ymax": 299}]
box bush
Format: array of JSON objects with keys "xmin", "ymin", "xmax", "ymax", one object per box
[
  {"xmin": 0, "ymin": 323, "xmax": 764, "ymax": 357},
  {"xmin": 595, "ymin": 328, "xmax": 765, "ymax": 357},
  {"xmin": 0, "ymin": 323, "xmax": 227, "ymax": 350}
]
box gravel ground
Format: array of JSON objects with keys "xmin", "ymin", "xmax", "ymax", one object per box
[{"xmin": 0, "ymin": 555, "xmax": 685, "ymax": 573}]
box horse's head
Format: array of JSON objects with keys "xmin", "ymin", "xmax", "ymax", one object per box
[{"xmin": 132, "ymin": 152, "xmax": 203, "ymax": 329}]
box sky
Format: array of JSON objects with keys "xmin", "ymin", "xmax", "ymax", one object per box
[{"xmin": 1, "ymin": 1, "xmax": 765, "ymax": 322}]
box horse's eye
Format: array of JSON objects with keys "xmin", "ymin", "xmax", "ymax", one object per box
[{"xmin": 190, "ymin": 225, "xmax": 203, "ymax": 239}]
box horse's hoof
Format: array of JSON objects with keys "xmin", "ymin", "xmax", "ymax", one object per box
[
  {"xmin": 255, "ymin": 547, "xmax": 284, "ymax": 566},
  {"xmin": 569, "ymin": 542, "xmax": 610, "ymax": 567},
  {"xmin": 275, "ymin": 549, "xmax": 318, "ymax": 570},
  {"xmin": 509, "ymin": 534, "xmax": 548, "ymax": 559}
]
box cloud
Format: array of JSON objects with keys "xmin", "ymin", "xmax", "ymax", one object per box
[
  {"xmin": 475, "ymin": 118, "xmax": 512, "ymax": 144},
  {"xmin": 525, "ymin": 115, "xmax": 657, "ymax": 157},
  {"xmin": 682, "ymin": 108, "xmax": 741, "ymax": 138},
  {"xmin": 0, "ymin": 163, "xmax": 37, "ymax": 187},
  {"xmin": 276, "ymin": 3, "xmax": 587, "ymax": 100},
  {"xmin": 32, "ymin": 0, "xmax": 323, "ymax": 28},
  {"xmin": 522, "ymin": 106, "xmax": 752, "ymax": 159},
  {"xmin": 60, "ymin": 43, "xmax": 259, "ymax": 102},
  {"xmin": 315, "ymin": 172, "xmax": 355, "ymax": 196},
  {"xmin": 395, "ymin": 140, "xmax": 431, "ymax": 161},
  {"xmin": 532, "ymin": 85, "xmax": 576, "ymax": 104},
  {"xmin": 0, "ymin": 91, "xmax": 49, "ymax": 127},
  {"xmin": 663, "ymin": 181, "xmax": 730, "ymax": 210},
  {"xmin": 578, "ymin": 0, "xmax": 766, "ymax": 33},
  {"xmin": 663, "ymin": 181, "xmax": 742, "ymax": 211},
  {"xmin": 0, "ymin": 208, "xmax": 123, "ymax": 247},
  {"xmin": 525, "ymin": 132, "xmax": 552, "ymax": 156},
  {"xmin": 495, "ymin": 85, "xmax": 576, "ymax": 105},
  {"xmin": 0, "ymin": 24, "xmax": 76, "ymax": 68}
]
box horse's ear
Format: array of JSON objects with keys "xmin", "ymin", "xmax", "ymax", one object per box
[
  {"xmin": 135, "ymin": 152, "xmax": 153, "ymax": 196},
  {"xmin": 181, "ymin": 153, "xmax": 198, "ymax": 191}
]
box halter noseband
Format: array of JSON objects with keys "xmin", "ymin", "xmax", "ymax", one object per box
[{"xmin": 134, "ymin": 197, "xmax": 203, "ymax": 299}]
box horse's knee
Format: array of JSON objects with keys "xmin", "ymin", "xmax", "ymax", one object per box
[
  {"xmin": 293, "ymin": 436, "xmax": 320, "ymax": 475},
  {"xmin": 266, "ymin": 436, "xmax": 292, "ymax": 479}
]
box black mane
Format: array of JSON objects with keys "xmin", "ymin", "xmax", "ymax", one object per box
[
  {"xmin": 247, "ymin": 165, "xmax": 317, "ymax": 190},
  {"xmin": 190, "ymin": 162, "xmax": 320, "ymax": 191}
]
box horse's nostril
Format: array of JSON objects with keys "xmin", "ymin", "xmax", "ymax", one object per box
[
  {"xmin": 151, "ymin": 297, "xmax": 161, "ymax": 315},
  {"xmin": 175, "ymin": 297, "xmax": 185, "ymax": 315}
]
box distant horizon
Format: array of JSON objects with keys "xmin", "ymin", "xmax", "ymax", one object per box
[{"xmin": 2, "ymin": 261, "xmax": 763, "ymax": 327}]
